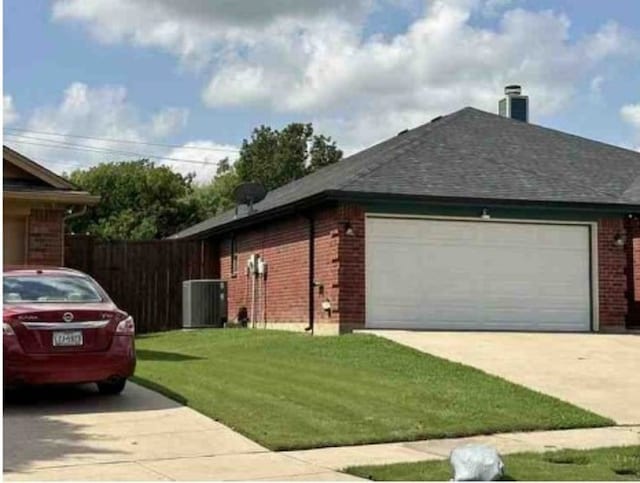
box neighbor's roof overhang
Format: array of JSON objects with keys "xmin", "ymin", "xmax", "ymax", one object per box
[
  {"xmin": 3, "ymin": 189, "xmax": 101, "ymax": 205},
  {"xmin": 3, "ymin": 145, "xmax": 78, "ymax": 190}
]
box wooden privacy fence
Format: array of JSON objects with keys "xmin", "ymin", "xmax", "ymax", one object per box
[{"xmin": 64, "ymin": 235, "xmax": 218, "ymax": 334}]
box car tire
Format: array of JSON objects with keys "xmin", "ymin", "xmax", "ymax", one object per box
[{"xmin": 97, "ymin": 378, "xmax": 127, "ymax": 395}]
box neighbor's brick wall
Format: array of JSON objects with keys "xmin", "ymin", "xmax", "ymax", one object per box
[
  {"xmin": 597, "ymin": 217, "xmax": 628, "ymax": 329},
  {"xmin": 26, "ymin": 209, "xmax": 65, "ymax": 266}
]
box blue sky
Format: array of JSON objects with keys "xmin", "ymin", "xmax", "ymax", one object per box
[{"xmin": 3, "ymin": 0, "xmax": 640, "ymax": 181}]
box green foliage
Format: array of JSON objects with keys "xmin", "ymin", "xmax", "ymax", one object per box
[
  {"xmin": 67, "ymin": 123, "xmax": 342, "ymax": 240},
  {"xmin": 188, "ymin": 167, "xmax": 240, "ymax": 219},
  {"xmin": 68, "ymin": 160, "xmax": 200, "ymax": 240},
  {"xmin": 189, "ymin": 123, "xmax": 342, "ymax": 217},
  {"xmin": 234, "ymin": 123, "xmax": 342, "ymax": 191},
  {"xmin": 309, "ymin": 133, "xmax": 343, "ymax": 172}
]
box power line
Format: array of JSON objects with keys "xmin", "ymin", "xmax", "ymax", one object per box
[
  {"xmin": 5, "ymin": 134, "xmax": 221, "ymax": 165},
  {"xmin": 4, "ymin": 136, "xmax": 217, "ymax": 166},
  {"xmin": 3, "ymin": 126, "xmax": 240, "ymax": 153},
  {"xmin": 4, "ymin": 135, "xmax": 223, "ymax": 166}
]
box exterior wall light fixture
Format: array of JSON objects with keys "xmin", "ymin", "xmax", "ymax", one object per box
[
  {"xmin": 340, "ymin": 221, "xmax": 355, "ymax": 236},
  {"xmin": 613, "ymin": 233, "xmax": 626, "ymax": 247}
]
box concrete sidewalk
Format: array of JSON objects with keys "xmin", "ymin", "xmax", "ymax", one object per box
[
  {"xmin": 3, "ymin": 383, "xmax": 359, "ymax": 481},
  {"xmin": 6, "ymin": 381, "xmax": 639, "ymax": 480},
  {"xmin": 283, "ymin": 425, "xmax": 640, "ymax": 471}
]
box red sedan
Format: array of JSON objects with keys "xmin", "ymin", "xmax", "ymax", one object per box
[{"xmin": 3, "ymin": 267, "xmax": 135, "ymax": 395}]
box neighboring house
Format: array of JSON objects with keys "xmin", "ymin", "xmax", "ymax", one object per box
[
  {"xmin": 173, "ymin": 89, "xmax": 640, "ymax": 335},
  {"xmin": 3, "ymin": 146, "xmax": 99, "ymax": 267}
]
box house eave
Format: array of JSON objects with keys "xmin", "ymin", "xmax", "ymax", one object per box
[
  {"xmin": 331, "ymin": 191, "xmax": 640, "ymax": 214},
  {"xmin": 174, "ymin": 189, "xmax": 640, "ymax": 240},
  {"xmin": 3, "ymin": 190, "xmax": 101, "ymax": 205},
  {"xmin": 3, "ymin": 145, "xmax": 79, "ymax": 190}
]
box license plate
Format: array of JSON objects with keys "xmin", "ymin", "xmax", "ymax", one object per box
[{"xmin": 53, "ymin": 331, "xmax": 83, "ymax": 347}]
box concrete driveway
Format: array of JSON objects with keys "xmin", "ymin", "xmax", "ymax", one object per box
[
  {"xmin": 366, "ymin": 331, "xmax": 640, "ymax": 425},
  {"xmin": 3, "ymin": 382, "xmax": 358, "ymax": 481}
]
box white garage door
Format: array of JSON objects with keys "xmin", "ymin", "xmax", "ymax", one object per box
[{"xmin": 366, "ymin": 217, "xmax": 592, "ymax": 332}]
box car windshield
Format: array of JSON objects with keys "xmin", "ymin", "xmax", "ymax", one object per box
[{"xmin": 3, "ymin": 275, "xmax": 104, "ymax": 303}]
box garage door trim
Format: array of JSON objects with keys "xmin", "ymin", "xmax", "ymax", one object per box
[{"xmin": 364, "ymin": 214, "xmax": 599, "ymax": 332}]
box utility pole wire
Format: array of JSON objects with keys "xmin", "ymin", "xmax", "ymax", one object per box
[
  {"xmin": 4, "ymin": 135, "xmax": 222, "ymax": 166},
  {"xmin": 4, "ymin": 126, "xmax": 240, "ymax": 153}
]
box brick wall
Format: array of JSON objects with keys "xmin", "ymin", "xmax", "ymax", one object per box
[
  {"xmin": 597, "ymin": 217, "xmax": 628, "ymax": 329},
  {"xmin": 26, "ymin": 209, "xmax": 65, "ymax": 266},
  {"xmin": 219, "ymin": 205, "xmax": 344, "ymax": 332},
  {"xmin": 336, "ymin": 204, "xmax": 366, "ymax": 332},
  {"xmin": 219, "ymin": 208, "xmax": 631, "ymax": 333},
  {"xmin": 312, "ymin": 207, "xmax": 341, "ymax": 328}
]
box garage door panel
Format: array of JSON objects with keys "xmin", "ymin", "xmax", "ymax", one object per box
[{"xmin": 366, "ymin": 217, "xmax": 592, "ymax": 332}]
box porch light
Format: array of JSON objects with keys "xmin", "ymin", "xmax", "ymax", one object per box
[
  {"xmin": 613, "ymin": 233, "xmax": 626, "ymax": 247},
  {"xmin": 480, "ymin": 208, "xmax": 491, "ymax": 220},
  {"xmin": 340, "ymin": 221, "xmax": 355, "ymax": 236}
]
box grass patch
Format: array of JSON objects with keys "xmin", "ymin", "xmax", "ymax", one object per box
[
  {"xmin": 133, "ymin": 330, "xmax": 611, "ymax": 450},
  {"xmin": 346, "ymin": 446, "xmax": 640, "ymax": 481}
]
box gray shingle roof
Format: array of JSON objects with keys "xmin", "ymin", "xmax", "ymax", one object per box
[{"xmin": 173, "ymin": 107, "xmax": 640, "ymax": 239}]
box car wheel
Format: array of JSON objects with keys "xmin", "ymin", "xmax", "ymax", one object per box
[{"xmin": 97, "ymin": 378, "xmax": 127, "ymax": 395}]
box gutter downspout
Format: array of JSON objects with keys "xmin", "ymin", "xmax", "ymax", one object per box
[{"xmin": 304, "ymin": 213, "xmax": 315, "ymax": 334}]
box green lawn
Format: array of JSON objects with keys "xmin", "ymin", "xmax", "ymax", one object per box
[
  {"xmin": 346, "ymin": 446, "xmax": 640, "ymax": 481},
  {"xmin": 133, "ymin": 330, "xmax": 611, "ymax": 450}
]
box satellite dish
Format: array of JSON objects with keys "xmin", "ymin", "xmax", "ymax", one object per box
[{"xmin": 233, "ymin": 182, "xmax": 267, "ymax": 217}]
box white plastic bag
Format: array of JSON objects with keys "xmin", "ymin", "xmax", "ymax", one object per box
[{"xmin": 450, "ymin": 444, "xmax": 504, "ymax": 481}]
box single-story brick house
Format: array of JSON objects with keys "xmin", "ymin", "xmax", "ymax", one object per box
[
  {"xmin": 172, "ymin": 94, "xmax": 640, "ymax": 335},
  {"xmin": 3, "ymin": 146, "xmax": 99, "ymax": 267}
]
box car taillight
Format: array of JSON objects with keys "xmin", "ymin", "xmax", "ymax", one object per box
[
  {"xmin": 115, "ymin": 316, "xmax": 135, "ymax": 335},
  {"xmin": 3, "ymin": 322, "xmax": 15, "ymax": 336}
]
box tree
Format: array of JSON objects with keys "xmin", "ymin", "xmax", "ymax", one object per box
[
  {"xmin": 309, "ymin": 134, "xmax": 343, "ymax": 172},
  {"xmin": 66, "ymin": 123, "xmax": 343, "ymax": 240},
  {"xmin": 67, "ymin": 160, "xmax": 201, "ymax": 240},
  {"xmin": 234, "ymin": 123, "xmax": 342, "ymax": 191},
  {"xmin": 188, "ymin": 167, "xmax": 240, "ymax": 219}
]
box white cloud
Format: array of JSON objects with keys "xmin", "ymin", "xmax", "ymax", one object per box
[
  {"xmin": 164, "ymin": 141, "xmax": 240, "ymax": 183},
  {"xmin": 4, "ymin": 95, "xmax": 19, "ymax": 125},
  {"xmin": 4, "ymin": 82, "xmax": 237, "ymax": 180},
  {"xmin": 52, "ymin": 0, "xmax": 640, "ymax": 149},
  {"xmin": 52, "ymin": 0, "xmax": 371, "ymax": 67},
  {"xmin": 150, "ymin": 107, "xmax": 189, "ymax": 138},
  {"xmin": 621, "ymin": 103, "xmax": 640, "ymax": 129},
  {"xmin": 621, "ymin": 103, "xmax": 640, "ymax": 151}
]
